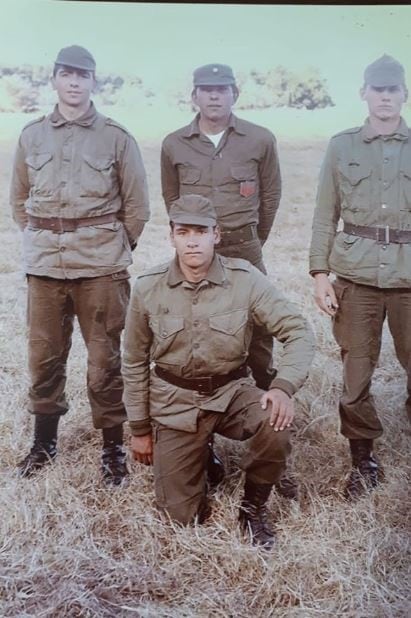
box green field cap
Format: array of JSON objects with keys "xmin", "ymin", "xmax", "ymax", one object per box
[
  {"xmin": 169, "ymin": 195, "xmax": 217, "ymax": 227},
  {"xmin": 364, "ymin": 54, "xmax": 405, "ymax": 87},
  {"xmin": 193, "ymin": 63, "xmax": 236, "ymax": 87},
  {"xmin": 55, "ymin": 45, "xmax": 96, "ymax": 71}
]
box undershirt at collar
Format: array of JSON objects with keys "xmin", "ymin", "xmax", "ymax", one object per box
[{"xmin": 204, "ymin": 130, "xmax": 225, "ymax": 147}]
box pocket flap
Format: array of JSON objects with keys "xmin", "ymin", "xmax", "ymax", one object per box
[
  {"xmin": 231, "ymin": 164, "xmax": 257, "ymax": 181},
  {"xmin": 83, "ymin": 154, "xmax": 114, "ymax": 171},
  {"xmin": 209, "ymin": 309, "xmax": 248, "ymax": 335},
  {"xmin": 26, "ymin": 153, "xmax": 52, "ymax": 170},
  {"xmin": 149, "ymin": 316, "xmax": 185, "ymax": 339},
  {"xmin": 339, "ymin": 162, "xmax": 371, "ymax": 185},
  {"xmin": 179, "ymin": 166, "xmax": 201, "ymax": 184}
]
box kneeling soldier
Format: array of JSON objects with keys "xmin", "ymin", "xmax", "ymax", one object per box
[{"xmin": 122, "ymin": 195, "xmax": 314, "ymax": 548}]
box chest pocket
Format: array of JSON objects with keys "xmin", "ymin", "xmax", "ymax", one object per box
[
  {"xmin": 149, "ymin": 316, "xmax": 185, "ymax": 361},
  {"xmin": 26, "ymin": 152, "xmax": 53, "ymax": 196},
  {"xmin": 338, "ymin": 162, "xmax": 372, "ymax": 211},
  {"xmin": 231, "ymin": 164, "xmax": 258, "ymax": 198},
  {"xmin": 209, "ymin": 309, "xmax": 250, "ymax": 361},
  {"xmin": 80, "ymin": 154, "xmax": 116, "ymax": 198},
  {"xmin": 179, "ymin": 165, "xmax": 201, "ymax": 185}
]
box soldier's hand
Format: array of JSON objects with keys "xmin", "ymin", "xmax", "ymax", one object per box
[
  {"xmin": 313, "ymin": 273, "xmax": 338, "ymax": 316},
  {"xmin": 261, "ymin": 388, "xmax": 294, "ymax": 431},
  {"xmin": 130, "ymin": 433, "xmax": 153, "ymax": 465}
]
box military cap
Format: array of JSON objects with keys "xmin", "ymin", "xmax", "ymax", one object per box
[
  {"xmin": 54, "ymin": 45, "xmax": 96, "ymax": 72},
  {"xmin": 169, "ymin": 194, "xmax": 217, "ymax": 227},
  {"xmin": 364, "ymin": 54, "xmax": 406, "ymax": 87},
  {"xmin": 193, "ymin": 63, "xmax": 236, "ymax": 87}
]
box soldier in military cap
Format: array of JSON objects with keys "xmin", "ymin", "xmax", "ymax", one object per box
[
  {"xmin": 161, "ymin": 63, "xmax": 282, "ymax": 486},
  {"xmin": 309, "ymin": 54, "xmax": 411, "ymax": 499},
  {"xmin": 122, "ymin": 194, "xmax": 314, "ymax": 548},
  {"xmin": 10, "ymin": 44, "xmax": 150, "ymax": 485}
]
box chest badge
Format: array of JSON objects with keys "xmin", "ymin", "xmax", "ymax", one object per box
[{"xmin": 240, "ymin": 180, "xmax": 256, "ymax": 198}]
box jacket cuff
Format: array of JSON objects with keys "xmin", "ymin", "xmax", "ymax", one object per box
[
  {"xmin": 309, "ymin": 269, "xmax": 330, "ymax": 277},
  {"xmin": 269, "ymin": 378, "xmax": 296, "ymax": 398},
  {"xmin": 129, "ymin": 420, "xmax": 152, "ymax": 436},
  {"xmin": 257, "ymin": 229, "xmax": 270, "ymax": 245},
  {"xmin": 309, "ymin": 257, "xmax": 330, "ymax": 274}
]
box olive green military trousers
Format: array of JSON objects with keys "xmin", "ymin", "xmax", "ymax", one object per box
[
  {"xmin": 332, "ymin": 277, "xmax": 411, "ymax": 438},
  {"xmin": 217, "ymin": 238, "xmax": 275, "ymax": 390},
  {"xmin": 26, "ymin": 272, "xmax": 130, "ymax": 428},
  {"xmin": 152, "ymin": 383, "xmax": 291, "ymax": 525}
]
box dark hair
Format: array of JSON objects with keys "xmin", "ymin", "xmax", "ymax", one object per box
[
  {"xmin": 53, "ymin": 63, "xmax": 95, "ymax": 78},
  {"xmin": 169, "ymin": 222, "xmax": 217, "ymax": 230},
  {"xmin": 192, "ymin": 85, "xmax": 239, "ymax": 99}
]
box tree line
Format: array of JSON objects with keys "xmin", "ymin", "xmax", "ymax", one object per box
[{"xmin": 0, "ymin": 64, "xmax": 335, "ymax": 113}]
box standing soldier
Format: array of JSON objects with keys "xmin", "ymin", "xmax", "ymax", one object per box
[
  {"xmin": 161, "ymin": 64, "xmax": 282, "ymax": 484},
  {"xmin": 10, "ymin": 45, "xmax": 150, "ymax": 486},
  {"xmin": 122, "ymin": 194, "xmax": 314, "ymax": 549},
  {"xmin": 309, "ymin": 55, "xmax": 411, "ymax": 500}
]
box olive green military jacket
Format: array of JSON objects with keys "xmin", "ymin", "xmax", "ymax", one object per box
[
  {"xmin": 161, "ymin": 114, "xmax": 281, "ymax": 244},
  {"xmin": 122, "ymin": 254, "xmax": 315, "ymax": 435},
  {"xmin": 310, "ymin": 118, "xmax": 411, "ymax": 287},
  {"xmin": 10, "ymin": 103, "xmax": 150, "ymax": 279}
]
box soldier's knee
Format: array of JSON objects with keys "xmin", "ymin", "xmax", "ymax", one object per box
[{"xmin": 260, "ymin": 420, "xmax": 291, "ymax": 453}]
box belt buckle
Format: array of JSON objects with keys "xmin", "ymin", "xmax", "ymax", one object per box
[
  {"xmin": 377, "ymin": 225, "xmax": 390, "ymax": 244},
  {"xmin": 50, "ymin": 217, "xmax": 64, "ymax": 234},
  {"xmin": 197, "ymin": 376, "xmax": 214, "ymax": 395}
]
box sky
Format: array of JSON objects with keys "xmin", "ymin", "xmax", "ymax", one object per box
[{"xmin": 0, "ymin": 2, "xmax": 410, "ymax": 107}]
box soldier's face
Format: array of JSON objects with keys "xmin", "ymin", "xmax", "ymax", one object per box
[
  {"xmin": 361, "ymin": 84, "xmax": 408, "ymax": 122},
  {"xmin": 52, "ymin": 67, "xmax": 95, "ymax": 108},
  {"xmin": 192, "ymin": 86, "xmax": 236, "ymax": 123},
  {"xmin": 171, "ymin": 224, "xmax": 220, "ymax": 270}
]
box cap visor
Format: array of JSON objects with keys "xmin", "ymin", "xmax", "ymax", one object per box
[{"xmin": 171, "ymin": 215, "xmax": 216, "ymax": 227}]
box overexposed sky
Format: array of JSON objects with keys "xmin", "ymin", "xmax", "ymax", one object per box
[{"xmin": 0, "ymin": 2, "xmax": 410, "ymax": 105}]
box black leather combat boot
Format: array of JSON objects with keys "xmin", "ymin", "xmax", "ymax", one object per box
[
  {"xmin": 18, "ymin": 413, "xmax": 60, "ymax": 477},
  {"xmin": 239, "ymin": 478, "xmax": 275, "ymax": 549},
  {"xmin": 206, "ymin": 439, "xmax": 225, "ymax": 488},
  {"xmin": 344, "ymin": 438, "xmax": 383, "ymax": 501},
  {"xmin": 274, "ymin": 474, "xmax": 299, "ymax": 500},
  {"xmin": 101, "ymin": 424, "xmax": 129, "ymax": 487}
]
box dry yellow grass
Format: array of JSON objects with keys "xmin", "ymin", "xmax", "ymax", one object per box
[{"xmin": 0, "ymin": 124, "xmax": 410, "ymax": 617}]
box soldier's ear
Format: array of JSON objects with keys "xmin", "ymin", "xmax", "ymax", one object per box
[
  {"xmin": 170, "ymin": 226, "xmax": 176, "ymax": 248},
  {"xmin": 232, "ymin": 86, "xmax": 239, "ymax": 103},
  {"xmin": 360, "ymin": 85, "xmax": 367, "ymax": 101},
  {"xmin": 191, "ymin": 88, "xmax": 199, "ymax": 108},
  {"xmin": 213, "ymin": 226, "xmax": 221, "ymax": 245}
]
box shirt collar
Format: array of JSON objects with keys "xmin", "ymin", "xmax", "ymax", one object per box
[
  {"xmin": 50, "ymin": 101, "xmax": 98, "ymax": 128},
  {"xmin": 167, "ymin": 253, "xmax": 226, "ymax": 287},
  {"xmin": 183, "ymin": 113, "xmax": 245, "ymax": 138},
  {"xmin": 361, "ymin": 117, "xmax": 409, "ymax": 142}
]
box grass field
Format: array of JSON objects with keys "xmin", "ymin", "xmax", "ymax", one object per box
[{"xmin": 0, "ymin": 111, "xmax": 410, "ymax": 617}]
